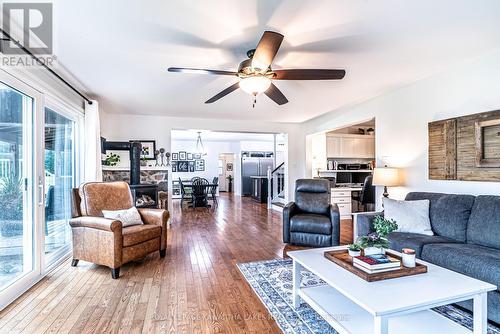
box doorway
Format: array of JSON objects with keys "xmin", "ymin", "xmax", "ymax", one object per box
[{"xmin": 218, "ymin": 153, "xmax": 235, "ymax": 192}]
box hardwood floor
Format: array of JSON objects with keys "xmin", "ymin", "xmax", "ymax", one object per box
[{"xmin": 0, "ymin": 194, "xmax": 353, "ymax": 334}]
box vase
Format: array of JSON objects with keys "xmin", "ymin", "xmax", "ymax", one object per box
[
  {"xmin": 363, "ymin": 247, "xmax": 386, "ymax": 256},
  {"xmin": 348, "ymin": 249, "xmax": 361, "ymax": 257}
]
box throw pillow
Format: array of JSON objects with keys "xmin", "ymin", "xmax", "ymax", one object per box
[
  {"xmin": 383, "ymin": 198, "xmax": 433, "ymax": 236},
  {"xmin": 102, "ymin": 207, "xmax": 143, "ymax": 227}
]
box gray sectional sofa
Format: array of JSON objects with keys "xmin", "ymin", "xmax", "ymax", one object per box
[{"xmin": 356, "ymin": 192, "xmax": 500, "ymax": 324}]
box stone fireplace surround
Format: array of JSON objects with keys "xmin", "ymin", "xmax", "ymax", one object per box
[{"xmin": 102, "ymin": 167, "xmax": 168, "ymax": 208}]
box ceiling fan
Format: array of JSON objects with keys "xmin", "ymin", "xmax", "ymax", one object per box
[{"xmin": 168, "ymin": 31, "xmax": 346, "ymax": 107}]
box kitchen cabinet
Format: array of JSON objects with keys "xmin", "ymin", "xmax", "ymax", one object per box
[{"xmin": 326, "ymin": 134, "xmax": 374, "ymax": 158}]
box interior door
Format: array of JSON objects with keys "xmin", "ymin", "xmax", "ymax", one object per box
[
  {"xmin": 0, "ymin": 73, "xmax": 43, "ymax": 310},
  {"xmin": 218, "ymin": 156, "xmax": 226, "ymax": 191}
]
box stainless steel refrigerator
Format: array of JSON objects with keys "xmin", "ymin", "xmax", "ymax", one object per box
[{"xmin": 241, "ymin": 157, "xmax": 274, "ymax": 196}]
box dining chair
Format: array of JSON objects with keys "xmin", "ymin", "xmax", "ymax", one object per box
[
  {"xmin": 179, "ymin": 178, "xmax": 192, "ymax": 208},
  {"xmin": 191, "ymin": 178, "xmax": 210, "ymax": 209},
  {"xmin": 191, "ymin": 176, "xmax": 200, "ymax": 183},
  {"xmin": 208, "ymin": 177, "xmax": 219, "ymax": 205}
]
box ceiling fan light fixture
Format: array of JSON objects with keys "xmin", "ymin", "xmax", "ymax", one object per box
[{"xmin": 239, "ymin": 76, "xmax": 271, "ymax": 95}]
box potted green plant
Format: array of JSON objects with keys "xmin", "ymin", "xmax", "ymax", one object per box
[
  {"xmin": 347, "ymin": 243, "xmax": 361, "ymax": 257},
  {"xmin": 356, "ymin": 215, "xmax": 398, "ymax": 256},
  {"xmin": 103, "ymin": 153, "xmax": 120, "ymax": 166},
  {"xmin": 0, "ymin": 174, "xmax": 23, "ymax": 237},
  {"xmin": 226, "ymin": 175, "xmax": 233, "ymax": 192}
]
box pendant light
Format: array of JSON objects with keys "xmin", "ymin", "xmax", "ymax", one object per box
[{"xmin": 195, "ymin": 131, "xmax": 206, "ymax": 156}]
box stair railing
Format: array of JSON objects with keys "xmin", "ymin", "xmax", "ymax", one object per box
[{"xmin": 267, "ymin": 162, "xmax": 285, "ymax": 209}]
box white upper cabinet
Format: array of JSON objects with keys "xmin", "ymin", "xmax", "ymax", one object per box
[{"xmin": 326, "ymin": 134, "xmax": 375, "ymax": 158}]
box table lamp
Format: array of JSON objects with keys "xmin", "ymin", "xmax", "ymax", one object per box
[{"xmin": 372, "ymin": 166, "xmax": 401, "ymax": 198}]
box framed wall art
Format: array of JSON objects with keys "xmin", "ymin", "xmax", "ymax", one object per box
[
  {"xmin": 193, "ymin": 153, "xmax": 201, "ymax": 159},
  {"xmin": 429, "ymin": 109, "xmax": 500, "ymax": 182},
  {"xmin": 195, "ymin": 159, "xmax": 205, "ymax": 171},
  {"xmin": 187, "ymin": 153, "xmax": 193, "ymax": 160},
  {"xmin": 177, "ymin": 161, "xmax": 189, "ymax": 172},
  {"xmin": 130, "ymin": 140, "xmax": 156, "ymax": 160},
  {"xmin": 172, "ymin": 153, "xmax": 178, "ymax": 161},
  {"xmin": 179, "ymin": 151, "xmax": 187, "ymax": 160}
]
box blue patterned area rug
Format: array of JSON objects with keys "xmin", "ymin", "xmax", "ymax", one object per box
[{"xmin": 237, "ymin": 258, "xmax": 500, "ymax": 334}]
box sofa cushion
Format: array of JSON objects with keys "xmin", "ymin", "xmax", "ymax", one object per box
[
  {"xmin": 383, "ymin": 198, "xmax": 433, "ymax": 235},
  {"xmin": 387, "ymin": 232, "xmax": 459, "ymax": 258},
  {"xmin": 122, "ymin": 224, "xmax": 161, "ymax": 247},
  {"xmin": 405, "ymin": 192, "xmax": 475, "ymax": 242},
  {"xmin": 290, "ymin": 214, "xmax": 332, "ymax": 235},
  {"xmin": 467, "ymin": 195, "xmax": 500, "ymax": 249},
  {"xmin": 421, "ymin": 243, "xmax": 500, "ymax": 291}
]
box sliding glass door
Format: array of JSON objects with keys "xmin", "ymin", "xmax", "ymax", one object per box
[
  {"xmin": 43, "ymin": 108, "xmax": 75, "ymax": 265},
  {"xmin": 0, "ymin": 71, "xmax": 82, "ymax": 310},
  {"xmin": 0, "ymin": 81, "xmax": 37, "ymax": 295}
]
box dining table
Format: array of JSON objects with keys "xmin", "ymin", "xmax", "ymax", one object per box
[{"xmin": 181, "ymin": 180, "xmax": 218, "ymax": 207}]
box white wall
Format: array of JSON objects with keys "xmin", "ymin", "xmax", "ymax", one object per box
[
  {"xmin": 100, "ymin": 114, "xmax": 305, "ymax": 207},
  {"xmin": 303, "ymin": 50, "xmax": 500, "ymax": 207}
]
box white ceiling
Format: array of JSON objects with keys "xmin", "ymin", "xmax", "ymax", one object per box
[
  {"xmin": 50, "ymin": 0, "xmax": 500, "ymax": 122},
  {"xmin": 171, "ymin": 129, "xmax": 275, "ymax": 142}
]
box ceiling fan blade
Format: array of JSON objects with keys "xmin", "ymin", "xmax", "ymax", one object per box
[
  {"xmin": 273, "ymin": 69, "xmax": 346, "ymax": 80},
  {"xmin": 251, "ymin": 31, "xmax": 284, "ymax": 72},
  {"xmin": 205, "ymin": 82, "xmax": 240, "ymax": 103},
  {"xmin": 264, "ymin": 83, "xmax": 288, "ymax": 105},
  {"xmin": 168, "ymin": 67, "xmax": 237, "ymax": 76}
]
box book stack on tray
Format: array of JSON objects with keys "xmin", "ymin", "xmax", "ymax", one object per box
[{"xmin": 353, "ymin": 254, "xmax": 401, "ymax": 274}]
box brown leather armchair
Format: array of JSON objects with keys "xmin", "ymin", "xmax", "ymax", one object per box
[{"xmin": 69, "ymin": 181, "xmax": 169, "ymax": 278}]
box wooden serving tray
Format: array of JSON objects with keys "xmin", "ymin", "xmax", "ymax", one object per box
[{"xmin": 324, "ymin": 249, "xmax": 427, "ymax": 282}]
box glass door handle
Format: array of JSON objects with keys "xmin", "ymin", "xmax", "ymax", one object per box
[{"xmin": 38, "ymin": 177, "xmax": 44, "ymax": 206}]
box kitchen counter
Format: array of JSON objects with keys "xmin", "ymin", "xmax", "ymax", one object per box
[{"xmin": 250, "ymin": 177, "xmax": 268, "ymax": 203}]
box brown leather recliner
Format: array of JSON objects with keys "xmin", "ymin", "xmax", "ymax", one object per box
[{"xmin": 69, "ymin": 181, "xmax": 169, "ymax": 279}]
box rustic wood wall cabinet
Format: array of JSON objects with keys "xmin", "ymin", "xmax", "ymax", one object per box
[{"xmin": 429, "ymin": 109, "xmax": 500, "ymax": 182}]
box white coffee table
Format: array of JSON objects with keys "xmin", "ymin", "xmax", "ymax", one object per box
[{"xmin": 288, "ymin": 246, "xmax": 497, "ymax": 334}]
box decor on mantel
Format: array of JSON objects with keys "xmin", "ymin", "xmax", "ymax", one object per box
[
  {"xmin": 103, "ymin": 153, "xmax": 120, "ymax": 166},
  {"xmin": 165, "ymin": 151, "xmax": 171, "ymax": 167},
  {"xmin": 154, "ymin": 148, "xmax": 170, "ymax": 167},
  {"xmin": 130, "ymin": 140, "xmax": 156, "ymax": 160},
  {"xmin": 429, "ymin": 109, "xmax": 500, "ymax": 181}
]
